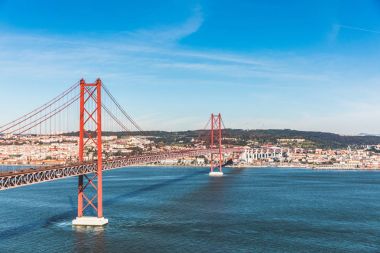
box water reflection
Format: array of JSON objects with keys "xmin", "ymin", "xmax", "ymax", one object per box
[{"xmin": 73, "ymin": 225, "xmax": 106, "ymax": 253}]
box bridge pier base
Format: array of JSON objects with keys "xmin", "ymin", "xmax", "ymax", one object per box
[
  {"xmin": 209, "ymin": 171, "xmax": 224, "ymax": 177},
  {"xmin": 72, "ymin": 216, "xmax": 109, "ymax": 226}
]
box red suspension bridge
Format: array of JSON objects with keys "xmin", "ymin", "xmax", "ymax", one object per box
[{"xmin": 0, "ymin": 79, "xmax": 242, "ymax": 226}]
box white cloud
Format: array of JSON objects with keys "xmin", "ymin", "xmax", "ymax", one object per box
[
  {"xmin": 120, "ymin": 6, "xmax": 204, "ymax": 45},
  {"xmin": 339, "ymin": 24, "xmax": 380, "ymax": 34},
  {"xmin": 328, "ymin": 23, "xmax": 380, "ymax": 44}
]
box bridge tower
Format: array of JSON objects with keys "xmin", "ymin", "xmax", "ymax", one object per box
[
  {"xmin": 209, "ymin": 113, "xmax": 224, "ymax": 177},
  {"xmin": 72, "ymin": 79, "xmax": 108, "ymax": 226}
]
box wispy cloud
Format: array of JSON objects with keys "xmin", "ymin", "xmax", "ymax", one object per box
[
  {"xmin": 329, "ymin": 23, "xmax": 380, "ymax": 43},
  {"xmin": 328, "ymin": 24, "xmax": 341, "ymax": 44},
  {"xmin": 0, "ymin": 17, "xmax": 325, "ymax": 87},
  {"xmin": 339, "ymin": 24, "xmax": 380, "ymax": 34},
  {"xmin": 122, "ymin": 6, "xmax": 204, "ymax": 45}
]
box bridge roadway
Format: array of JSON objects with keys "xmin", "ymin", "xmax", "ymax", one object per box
[{"xmin": 0, "ymin": 148, "xmax": 241, "ymax": 191}]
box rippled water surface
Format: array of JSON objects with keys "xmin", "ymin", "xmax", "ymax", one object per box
[{"xmin": 1, "ymin": 167, "xmax": 380, "ymax": 252}]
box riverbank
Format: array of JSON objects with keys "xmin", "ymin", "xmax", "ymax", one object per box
[
  {"xmin": 1, "ymin": 163, "xmax": 379, "ymax": 171},
  {"xmin": 130, "ymin": 164, "xmax": 380, "ymax": 171}
]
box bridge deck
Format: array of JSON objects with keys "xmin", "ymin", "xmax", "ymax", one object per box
[{"xmin": 0, "ymin": 148, "xmax": 241, "ymax": 191}]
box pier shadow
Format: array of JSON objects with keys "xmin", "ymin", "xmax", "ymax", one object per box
[
  {"xmin": 104, "ymin": 169, "xmax": 205, "ymax": 206},
  {"xmin": 0, "ymin": 169, "xmax": 206, "ymax": 240}
]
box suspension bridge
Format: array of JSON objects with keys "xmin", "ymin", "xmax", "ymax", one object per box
[{"xmin": 0, "ymin": 79, "xmax": 243, "ymax": 226}]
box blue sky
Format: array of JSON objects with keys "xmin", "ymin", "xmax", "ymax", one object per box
[{"xmin": 1, "ymin": 0, "xmax": 380, "ymax": 134}]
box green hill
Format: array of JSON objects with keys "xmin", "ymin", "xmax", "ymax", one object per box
[{"xmin": 66, "ymin": 129, "xmax": 380, "ymax": 149}]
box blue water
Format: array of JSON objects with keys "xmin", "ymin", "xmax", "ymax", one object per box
[
  {"xmin": 1, "ymin": 167, "xmax": 380, "ymax": 252},
  {"xmin": 0, "ymin": 165, "xmax": 30, "ymax": 172}
]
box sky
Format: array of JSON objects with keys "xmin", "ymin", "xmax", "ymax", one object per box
[{"xmin": 1, "ymin": 0, "xmax": 380, "ymax": 134}]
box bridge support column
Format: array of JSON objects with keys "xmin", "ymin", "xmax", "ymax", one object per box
[
  {"xmin": 209, "ymin": 113, "xmax": 224, "ymax": 177},
  {"xmin": 73, "ymin": 79, "xmax": 108, "ymax": 226}
]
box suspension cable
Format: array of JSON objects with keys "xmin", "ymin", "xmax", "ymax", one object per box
[
  {"xmin": 12, "ymin": 94, "xmax": 80, "ymax": 135},
  {"xmin": 102, "ymin": 84, "xmax": 143, "ymax": 132},
  {"xmin": 0, "ymin": 82, "xmax": 78, "ymax": 133}
]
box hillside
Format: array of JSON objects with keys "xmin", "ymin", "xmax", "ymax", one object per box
[{"xmin": 65, "ymin": 129, "xmax": 380, "ymax": 149}]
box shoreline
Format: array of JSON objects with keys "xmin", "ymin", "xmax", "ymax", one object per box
[
  {"xmin": 107, "ymin": 164, "xmax": 380, "ymax": 171},
  {"xmin": 1, "ymin": 163, "xmax": 379, "ymax": 171}
]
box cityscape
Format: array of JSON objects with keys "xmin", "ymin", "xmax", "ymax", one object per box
[{"xmin": 1, "ymin": 134, "xmax": 380, "ymax": 169}]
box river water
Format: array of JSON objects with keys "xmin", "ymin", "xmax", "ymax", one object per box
[{"xmin": 0, "ymin": 167, "xmax": 380, "ymax": 252}]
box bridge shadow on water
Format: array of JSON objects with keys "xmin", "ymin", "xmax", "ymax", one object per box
[
  {"xmin": 104, "ymin": 169, "xmax": 205, "ymax": 206},
  {"xmin": 0, "ymin": 196, "xmax": 76, "ymax": 241},
  {"xmin": 0, "ymin": 169, "xmax": 207, "ymax": 240},
  {"xmin": 162, "ymin": 167, "xmax": 245, "ymax": 208}
]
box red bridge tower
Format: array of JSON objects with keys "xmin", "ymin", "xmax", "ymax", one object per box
[
  {"xmin": 72, "ymin": 79, "xmax": 108, "ymax": 226},
  {"xmin": 209, "ymin": 113, "xmax": 224, "ymax": 177}
]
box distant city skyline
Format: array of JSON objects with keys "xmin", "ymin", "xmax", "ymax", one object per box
[{"xmin": 1, "ymin": 0, "xmax": 380, "ymax": 135}]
